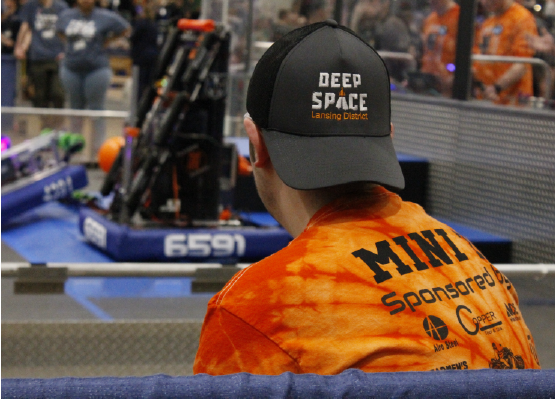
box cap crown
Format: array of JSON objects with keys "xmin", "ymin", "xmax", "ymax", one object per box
[{"xmin": 247, "ymin": 21, "xmax": 391, "ymax": 138}]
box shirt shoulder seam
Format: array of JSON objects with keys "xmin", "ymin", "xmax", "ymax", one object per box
[{"xmin": 219, "ymin": 306, "xmax": 303, "ymax": 372}]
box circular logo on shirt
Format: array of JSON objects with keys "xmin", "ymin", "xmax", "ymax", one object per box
[
  {"xmin": 423, "ymin": 315, "xmax": 449, "ymax": 340},
  {"xmin": 493, "ymin": 25, "xmax": 503, "ymax": 35}
]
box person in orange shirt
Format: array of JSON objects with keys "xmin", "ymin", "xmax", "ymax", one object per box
[
  {"xmin": 194, "ymin": 20, "xmax": 540, "ymax": 376},
  {"xmin": 473, "ymin": 0, "xmax": 538, "ymax": 105},
  {"xmin": 421, "ymin": 0, "xmax": 459, "ymax": 97}
]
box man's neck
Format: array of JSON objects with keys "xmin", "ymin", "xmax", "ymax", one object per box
[
  {"xmin": 276, "ymin": 183, "xmax": 379, "ymax": 238},
  {"xmin": 271, "ymin": 185, "xmax": 322, "ymax": 238}
]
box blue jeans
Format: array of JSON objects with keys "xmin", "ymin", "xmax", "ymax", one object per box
[{"xmin": 60, "ymin": 65, "xmax": 112, "ymax": 153}]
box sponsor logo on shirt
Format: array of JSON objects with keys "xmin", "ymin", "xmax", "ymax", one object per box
[
  {"xmin": 456, "ymin": 305, "xmax": 503, "ymax": 336},
  {"xmin": 423, "ymin": 315, "xmax": 449, "ymax": 341},
  {"xmin": 352, "ymin": 228, "xmax": 469, "ymax": 285},
  {"xmin": 434, "ymin": 339, "xmax": 459, "ymax": 353},
  {"xmin": 505, "ymin": 302, "xmax": 521, "ymax": 322},
  {"xmin": 380, "ymin": 266, "xmax": 496, "ymax": 316},
  {"xmin": 431, "ymin": 361, "xmax": 468, "ymax": 371},
  {"xmin": 489, "ymin": 343, "xmax": 524, "ymax": 369},
  {"xmin": 35, "ymin": 12, "xmax": 58, "ymax": 31},
  {"xmin": 66, "ymin": 19, "xmax": 96, "ymax": 39},
  {"xmin": 527, "ymin": 334, "xmax": 540, "ymax": 366},
  {"xmin": 35, "ymin": 12, "xmax": 58, "ymax": 39},
  {"xmin": 493, "ymin": 24, "xmax": 503, "ymax": 35}
]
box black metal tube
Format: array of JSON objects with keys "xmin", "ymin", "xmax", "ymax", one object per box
[
  {"xmin": 452, "ymin": 0, "xmax": 477, "ymax": 101},
  {"xmin": 245, "ymin": 0, "xmax": 254, "ymax": 73},
  {"xmin": 334, "ymin": 0, "xmax": 343, "ymax": 23}
]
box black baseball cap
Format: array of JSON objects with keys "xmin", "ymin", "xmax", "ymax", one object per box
[{"xmin": 246, "ymin": 19, "xmax": 405, "ymax": 191}]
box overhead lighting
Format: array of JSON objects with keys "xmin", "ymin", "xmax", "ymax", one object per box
[{"xmin": 533, "ymin": 4, "xmax": 542, "ymax": 12}]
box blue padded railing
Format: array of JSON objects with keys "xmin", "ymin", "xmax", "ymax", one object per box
[{"xmin": 2, "ymin": 369, "xmax": 555, "ymax": 398}]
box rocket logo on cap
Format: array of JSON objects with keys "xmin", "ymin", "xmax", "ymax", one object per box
[{"xmin": 311, "ymin": 72, "xmax": 369, "ymax": 121}]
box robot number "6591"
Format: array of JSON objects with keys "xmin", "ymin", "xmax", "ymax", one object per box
[{"xmin": 164, "ymin": 233, "xmax": 246, "ymax": 257}]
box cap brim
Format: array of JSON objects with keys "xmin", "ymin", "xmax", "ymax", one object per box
[{"xmin": 261, "ymin": 130, "xmax": 405, "ymax": 191}]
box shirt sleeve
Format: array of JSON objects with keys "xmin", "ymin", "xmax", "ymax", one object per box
[
  {"xmin": 55, "ymin": 10, "xmax": 67, "ymax": 33},
  {"xmin": 510, "ymin": 14, "xmax": 537, "ymax": 57},
  {"xmin": 108, "ymin": 11, "xmax": 131, "ymax": 35},
  {"xmin": 193, "ymin": 300, "xmax": 302, "ymax": 375},
  {"xmin": 19, "ymin": 2, "xmax": 32, "ymax": 24}
]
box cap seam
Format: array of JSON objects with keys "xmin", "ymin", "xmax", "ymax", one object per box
[
  {"xmin": 268, "ymin": 25, "xmax": 333, "ymax": 125},
  {"xmin": 334, "ymin": 24, "xmax": 343, "ymax": 59},
  {"xmin": 336, "ymin": 27, "xmax": 391, "ymax": 122}
]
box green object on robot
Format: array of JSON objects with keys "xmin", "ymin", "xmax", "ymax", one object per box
[
  {"xmin": 39, "ymin": 129, "xmax": 84, "ymax": 153},
  {"xmin": 59, "ymin": 132, "xmax": 85, "ymax": 153},
  {"xmin": 40, "ymin": 128, "xmax": 54, "ymax": 135},
  {"xmin": 58, "ymin": 132, "xmax": 72, "ymax": 150}
]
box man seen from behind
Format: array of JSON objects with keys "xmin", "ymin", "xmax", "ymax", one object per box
[{"xmin": 194, "ymin": 20, "xmax": 541, "ymax": 375}]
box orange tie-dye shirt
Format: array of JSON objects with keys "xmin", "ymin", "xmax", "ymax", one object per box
[
  {"xmin": 421, "ymin": 5, "xmax": 459, "ymax": 86},
  {"xmin": 194, "ymin": 187, "xmax": 540, "ymax": 375},
  {"xmin": 473, "ymin": 3, "xmax": 537, "ymax": 104}
]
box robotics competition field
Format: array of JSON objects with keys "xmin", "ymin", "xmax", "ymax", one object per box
[
  {"xmin": 1, "ymin": 137, "xmax": 512, "ymax": 265},
  {"xmin": 1, "ymin": 17, "xmax": 512, "ymax": 266},
  {"xmin": 2, "ymin": 18, "xmax": 555, "ymax": 378}
]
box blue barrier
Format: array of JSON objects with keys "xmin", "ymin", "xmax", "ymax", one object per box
[
  {"xmin": 2, "ymin": 369, "xmax": 554, "ymax": 398},
  {"xmin": 2, "ymin": 165, "xmax": 88, "ymax": 226},
  {"xmin": 78, "ymin": 207, "xmax": 292, "ymax": 262}
]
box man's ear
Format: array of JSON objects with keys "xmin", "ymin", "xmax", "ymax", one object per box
[
  {"xmin": 244, "ymin": 117, "xmax": 270, "ymax": 167},
  {"xmin": 390, "ymin": 123, "xmax": 395, "ymax": 138}
]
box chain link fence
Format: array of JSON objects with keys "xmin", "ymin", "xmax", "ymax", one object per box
[{"xmin": 392, "ymin": 94, "xmax": 555, "ymax": 263}]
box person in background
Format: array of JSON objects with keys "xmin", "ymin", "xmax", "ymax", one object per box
[
  {"xmin": 193, "ymin": 20, "xmax": 541, "ymax": 375},
  {"xmin": 527, "ymin": 22, "xmax": 555, "ymax": 57},
  {"xmin": 14, "ymin": 0, "xmax": 67, "ymax": 125},
  {"xmin": 155, "ymin": 0, "xmax": 185, "ymax": 45},
  {"xmin": 293, "ymin": 0, "xmax": 330, "ymax": 25},
  {"xmin": 526, "ymin": 25, "xmax": 555, "ymax": 102},
  {"xmin": 104, "ymin": 0, "xmax": 136, "ymax": 21},
  {"xmin": 396, "ymin": 0, "xmax": 424, "ymax": 72},
  {"xmin": 2, "ymin": 0, "xmax": 22, "ymax": 132},
  {"xmin": 350, "ymin": 0, "xmax": 411, "ymax": 82},
  {"xmin": 56, "ymin": 0, "xmax": 131, "ymax": 154},
  {"xmin": 130, "ymin": 0, "xmax": 159, "ymax": 103},
  {"xmin": 518, "ymin": 0, "xmax": 555, "ymax": 100},
  {"xmin": 473, "ymin": 0, "xmax": 538, "ymax": 105},
  {"xmin": 420, "ymin": 0, "xmax": 459, "ymax": 97},
  {"xmin": 2, "ymin": 0, "xmax": 22, "ymax": 54},
  {"xmin": 272, "ymin": 9, "xmax": 306, "ymax": 41}
]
